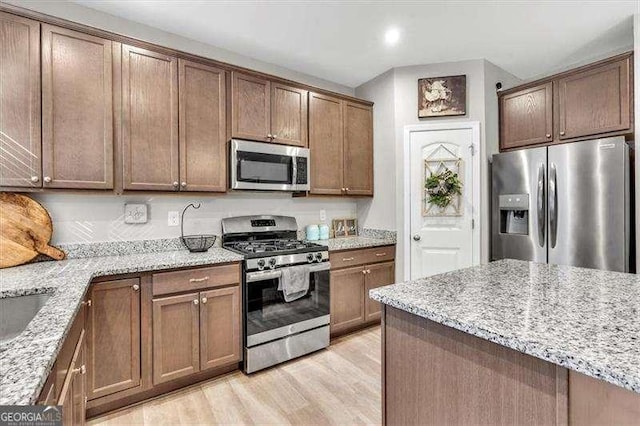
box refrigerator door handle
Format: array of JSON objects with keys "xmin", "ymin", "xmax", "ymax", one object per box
[
  {"xmin": 549, "ymin": 163, "xmax": 558, "ymax": 249},
  {"xmin": 537, "ymin": 163, "xmax": 546, "ymax": 247}
]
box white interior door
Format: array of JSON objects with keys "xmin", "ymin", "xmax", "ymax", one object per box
[{"xmin": 409, "ymin": 125, "xmax": 477, "ymax": 279}]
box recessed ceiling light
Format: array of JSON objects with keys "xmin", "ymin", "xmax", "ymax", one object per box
[{"xmin": 384, "ymin": 27, "xmax": 400, "ymax": 46}]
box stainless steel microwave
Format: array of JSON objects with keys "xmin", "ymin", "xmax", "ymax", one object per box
[{"xmin": 230, "ymin": 139, "xmax": 310, "ymax": 191}]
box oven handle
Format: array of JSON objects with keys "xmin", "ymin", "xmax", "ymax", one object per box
[{"xmin": 246, "ymin": 262, "xmax": 331, "ymax": 283}]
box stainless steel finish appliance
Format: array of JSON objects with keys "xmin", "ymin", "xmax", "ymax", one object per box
[
  {"xmin": 221, "ymin": 215, "xmax": 330, "ymax": 373},
  {"xmin": 229, "ymin": 139, "xmax": 310, "ymax": 191},
  {"xmin": 492, "ymin": 137, "xmax": 633, "ymax": 272}
]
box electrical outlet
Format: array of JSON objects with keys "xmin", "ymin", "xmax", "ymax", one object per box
[
  {"xmin": 168, "ymin": 211, "xmax": 180, "ymax": 227},
  {"xmin": 319, "ymin": 209, "xmax": 326, "ymax": 221}
]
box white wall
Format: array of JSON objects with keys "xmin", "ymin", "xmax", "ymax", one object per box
[
  {"xmin": 34, "ymin": 193, "xmax": 356, "ymax": 244},
  {"xmin": 356, "ymin": 59, "xmax": 520, "ymax": 279},
  {"xmin": 2, "ymin": 0, "xmax": 354, "ymax": 96}
]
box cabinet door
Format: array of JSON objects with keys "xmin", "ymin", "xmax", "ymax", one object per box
[
  {"xmin": 200, "ymin": 286, "xmax": 241, "ymax": 371},
  {"xmin": 178, "ymin": 59, "xmax": 227, "ymax": 192},
  {"xmin": 0, "ymin": 12, "xmax": 41, "ymax": 188},
  {"xmin": 557, "ymin": 56, "xmax": 631, "ymax": 140},
  {"xmin": 499, "ymin": 83, "xmax": 553, "ymax": 150},
  {"xmin": 330, "ymin": 266, "xmax": 365, "ymax": 334},
  {"xmin": 121, "ymin": 44, "xmax": 178, "ymax": 190},
  {"xmin": 86, "ymin": 278, "xmax": 141, "ymax": 400},
  {"xmin": 231, "ymin": 72, "xmax": 270, "ymax": 142},
  {"xmin": 41, "ymin": 24, "xmax": 113, "ymax": 189},
  {"xmin": 343, "ymin": 102, "xmax": 373, "ymax": 195},
  {"xmin": 71, "ymin": 332, "xmax": 87, "ymax": 426},
  {"xmin": 364, "ymin": 261, "xmax": 395, "ymax": 322},
  {"xmin": 152, "ymin": 292, "xmax": 200, "ymax": 384},
  {"xmin": 270, "ymin": 83, "xmax": 308, "ymax": 147},
  {"xmin": 309, "ymin": 92, "xmax": 344, "ymax": 195}
]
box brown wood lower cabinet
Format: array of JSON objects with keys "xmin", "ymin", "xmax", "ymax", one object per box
[
  {"xmin": 152, "ymin": 292, "xmax": 200, "ymax": 384},
  {"xmin": 152, "ymin": 285, "xmax": 241, "ymax": 385},
  {"xmin": 329, "ymin": 246, "xmax": 396, "ymax": 336},
  {"xmin": 86, "ymin": 278, "xmax": 141, "ymax": 400}
]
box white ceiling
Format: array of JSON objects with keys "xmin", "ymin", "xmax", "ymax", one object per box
[{"xmin": 72, "ymin": 0, "xmax": 638, "ymax": 88}]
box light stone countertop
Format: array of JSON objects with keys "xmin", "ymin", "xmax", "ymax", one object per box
[
  {"xmin": 318, "ymin": 236, "xmax": 396, "ymax": 251},
  {"xmin": 370, "ymin": 259, "xmax": 640, "ymax": 394},
  {"xmin": 0, "ymin": 248, "xmax": 243, "ymax": 405}
]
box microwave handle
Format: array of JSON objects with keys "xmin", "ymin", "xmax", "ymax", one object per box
[{"xmin": 292, "ymin": 157, "xmax": 298, "ymax": 186}]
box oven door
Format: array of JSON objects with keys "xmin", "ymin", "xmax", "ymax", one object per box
[
  {"xmin": 230, "ymin": 139, "xmax": 310, "ymax": 191},
  {"xmin": 245, "ymin": 262, "xmax": 330, "ymax": 347}
]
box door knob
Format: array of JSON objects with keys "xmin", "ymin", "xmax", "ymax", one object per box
[{"xmin": 413, "ymin": 235, "xmax": 421, "ymax": 241}]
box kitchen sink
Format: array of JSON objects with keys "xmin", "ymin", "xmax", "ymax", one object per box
[{"xmin": 0, "ymin": 293, "xmax": 52, "ymax": 343}]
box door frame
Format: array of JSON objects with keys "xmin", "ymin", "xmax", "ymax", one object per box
[{"xmin": 402, "ymin": 121, "xmax": 481, "ymax": 280}]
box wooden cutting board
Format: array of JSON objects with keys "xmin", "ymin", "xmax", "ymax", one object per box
[{"xmin": 0, "ymin": 193, "xmax": 65, "ymax": 268}]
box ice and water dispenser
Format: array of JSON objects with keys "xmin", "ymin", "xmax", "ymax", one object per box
[{"xmin": 498, "ymin": 194, "xmax": 529, "ymax": 235}]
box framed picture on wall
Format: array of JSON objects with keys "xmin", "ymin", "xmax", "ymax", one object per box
[{"xmin": 418, "ymin": 75, "xmax": 466, "ymax": 118}]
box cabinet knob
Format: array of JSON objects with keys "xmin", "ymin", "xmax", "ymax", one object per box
[
  {"xmin": 272, "ymin": 134, "xmax": 277, "ymax": 139},
  {"xmin": 73, "ymin": 365, "xmax": 86, "ymax": 375},
  {"xmin": 132, "ymin": 284, "xmax": 139, "ymax": 291},
  {"xmin": 267, "ymin": 134, "xmax": 273, "ymax": 139},
  {"xmin": 341, "ymin": 188, "xmax": 346, "ymax": 192},
  {"xmin": 173, "ymin": 181, "xmax": 179, "ymax": 187},
  {"xmin": 81, "ymin": 300, "xmax": 92, "ymax": 307},
  {"xmin": 362, "ymin": 269, "xmax": 367, "ymax": 275},
  {"xmin": 193, "ymin": 299, "xmax": 199, "ymax": 305},
  {"xmin": 30, "ymin": 176, "xmax": 39, "ymax": 183},
  {"xmin": 345, "ymin": 188, "xmax": 350, "ymax": 192},
  {"xmin": 545, "ymin": 134, "xmax": 551, "ymax": 138},
  {"xmin": 181, "ymin": 182, "xmax": 187, "ymax": 188},
  {"xmin": 559, "ymin": 131, "xmax": 566, "ymax": 136},
  {"xmin": 201, "ymin": 297, "xmax": 208, "ymax": 304},
  {"xmin": 43, "ymin": 176, "xmax": 52, "ymax": 183}
]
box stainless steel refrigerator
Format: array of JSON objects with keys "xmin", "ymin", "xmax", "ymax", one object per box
[{"xmin": 491, "ymin": 136, "xmax": 633, "ymax": 272}]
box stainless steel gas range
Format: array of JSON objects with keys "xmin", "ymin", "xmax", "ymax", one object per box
[{"xmin": 221, "ymin": 215, "xmax": 330, "ymax": 373}]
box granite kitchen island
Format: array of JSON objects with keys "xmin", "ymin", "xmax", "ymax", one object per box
[{"xmin": 370, "ymin": 259, "xmax": 640, "ymax": 425}]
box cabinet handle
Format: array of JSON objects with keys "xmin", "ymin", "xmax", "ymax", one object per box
[
  {"xmin": 201, "ymin": 297, "xmax": 208, "ymax": 304},
  {"xmin": 341, "ymin": 188, "xmax": 346, "ymax": 192},
  {"xmin": 545, "ymin": 134, "xmax": 551, "ymax": 138},
  {"xmin": 30, "ymin": 176, "xmax": 39, "ymax": 183},
  {"xmin": 173, "ymin": 181, "xmax": 179, "ymax": 188},
  {"xmin": 345, "ymin": 188, "xmax": 350, "ymax": 192},
  {"xmin": 342, "ymin": 257, "xmax": 355, "ymax": 261},
  {"xmin": 81, "ymin": 300, "xmax": 92, "ymax": 307},
  {"xmin": 132, "ymin": 284, "xmax": 139, "ymax": 291},
  {"xmin": 267, "ymin": 134, "xmax": 273, "ymax": 139},
  {"xmin": 72, "ymin": 365, "xmax": 86, "ymax": 375},
  {"xmin": 375, "ymin": 253, "xmax": 386, "ymax": 257},
  {"xmin": 193, "ymin": 299, "xmax": 199, "ymax": 305},
  {"xmin": 559, "ymin": 131, "xmax": 566, "ymax": 136},
  {"xmin": 181, "ymin": 182, "xmax": 187, "ymax": 188},
  {"xmin": 272, "ymin": 134, "xmax": 277, "ymax": 139},
  {"xmin": 189, "ymin": 276, "xmax": 209, "ymax": 283},
  {"xmin": 362, "ymin": 269, "xmax": 367, "ymax": 274},
  {"xmin": 367, "ymin": 269, "xmax": 371, "ymax": 274},
  {"xmin": 43, "ymin": 176, "xmax": 52, "ymax": 183}
]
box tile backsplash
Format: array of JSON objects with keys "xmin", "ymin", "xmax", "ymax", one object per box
[{"xmin": 33, "ymin": 192, "xmax": 357, "ymax": 245}]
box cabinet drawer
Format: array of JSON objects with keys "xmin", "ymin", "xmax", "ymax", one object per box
[
  {"xmin": 330, "ymin": 245, "xmax": 395, "ymax": 269},
  {"xmin": 152, "ymin": 263, "xmax": 241, "ymax": 296}
]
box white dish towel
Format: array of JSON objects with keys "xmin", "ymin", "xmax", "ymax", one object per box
[{"xmin": 278, "ymin": 265, "xmax": 310, "ymax": 302}]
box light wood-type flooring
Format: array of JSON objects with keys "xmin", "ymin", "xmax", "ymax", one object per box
[{"xmin": 89, "ymin": 326, "xmax": 381, "ymax": 425}]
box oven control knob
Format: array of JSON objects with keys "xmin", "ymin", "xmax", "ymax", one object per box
[
  {"xmin": 257, "ymin": 259, "xmax": 266, "ymax": 270},
  {"xmin": 315, "ymin": 252, "xmax": 323, "ymax": 262},
  {"xmin": 307, "ymin": 253, "xmax": 314, "ymax": 263},
  {"xmin": 268, "ymin": 258, "xmax": 277, "ymax": 269}
]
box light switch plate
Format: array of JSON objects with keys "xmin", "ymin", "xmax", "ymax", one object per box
[
  {"xmin": 124, "ymin": 203, "xmax": 148, "ymax": 224},
  {"xmin": 168, "ymin": 211, "xmax": 180, "ymax": 227}
]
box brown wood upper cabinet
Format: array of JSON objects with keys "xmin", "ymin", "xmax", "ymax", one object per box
[
  {"xmin": 121, "ymin": 44, "xmax": 179, "ymax": 191},
  {"xmin": 499, "ymin": 53, "xmax": 633, "ymax": 151},
  {"xmin": 343, "ymin": 101, "xmax": 373, "ymax": 195},
  {"xmin": 499, "ymin": 83, "xmax": 553, "ymax": 150},
  {"xmin": 0, "ymin": 12, "xmax": 41, "ymax": 188},
  {"xmin": 309, "ymin": 93, "xmax": 373, "ymax": 196},
  {"xmin": 41, "ymin": 24, "xmax": 113, "ymax": 189},
  {"xmin": 231, "ymin": 72, "xmax": 308, "ymax": 146},
  {"xmin": 86, "ymin": 278, "xmax": 141, "ymax": 400},
  {"xmin": 178, "ymin": 59, "xmax": 227, "ymax": 192},
  {"xmin": 557, "ymin": 56, "xmax": 631, "ymax": 140}
]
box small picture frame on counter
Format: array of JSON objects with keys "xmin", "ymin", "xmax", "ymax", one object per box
[{"xmin": 332, "ymin": 218, "xmax": 358, "ymax": 238}]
